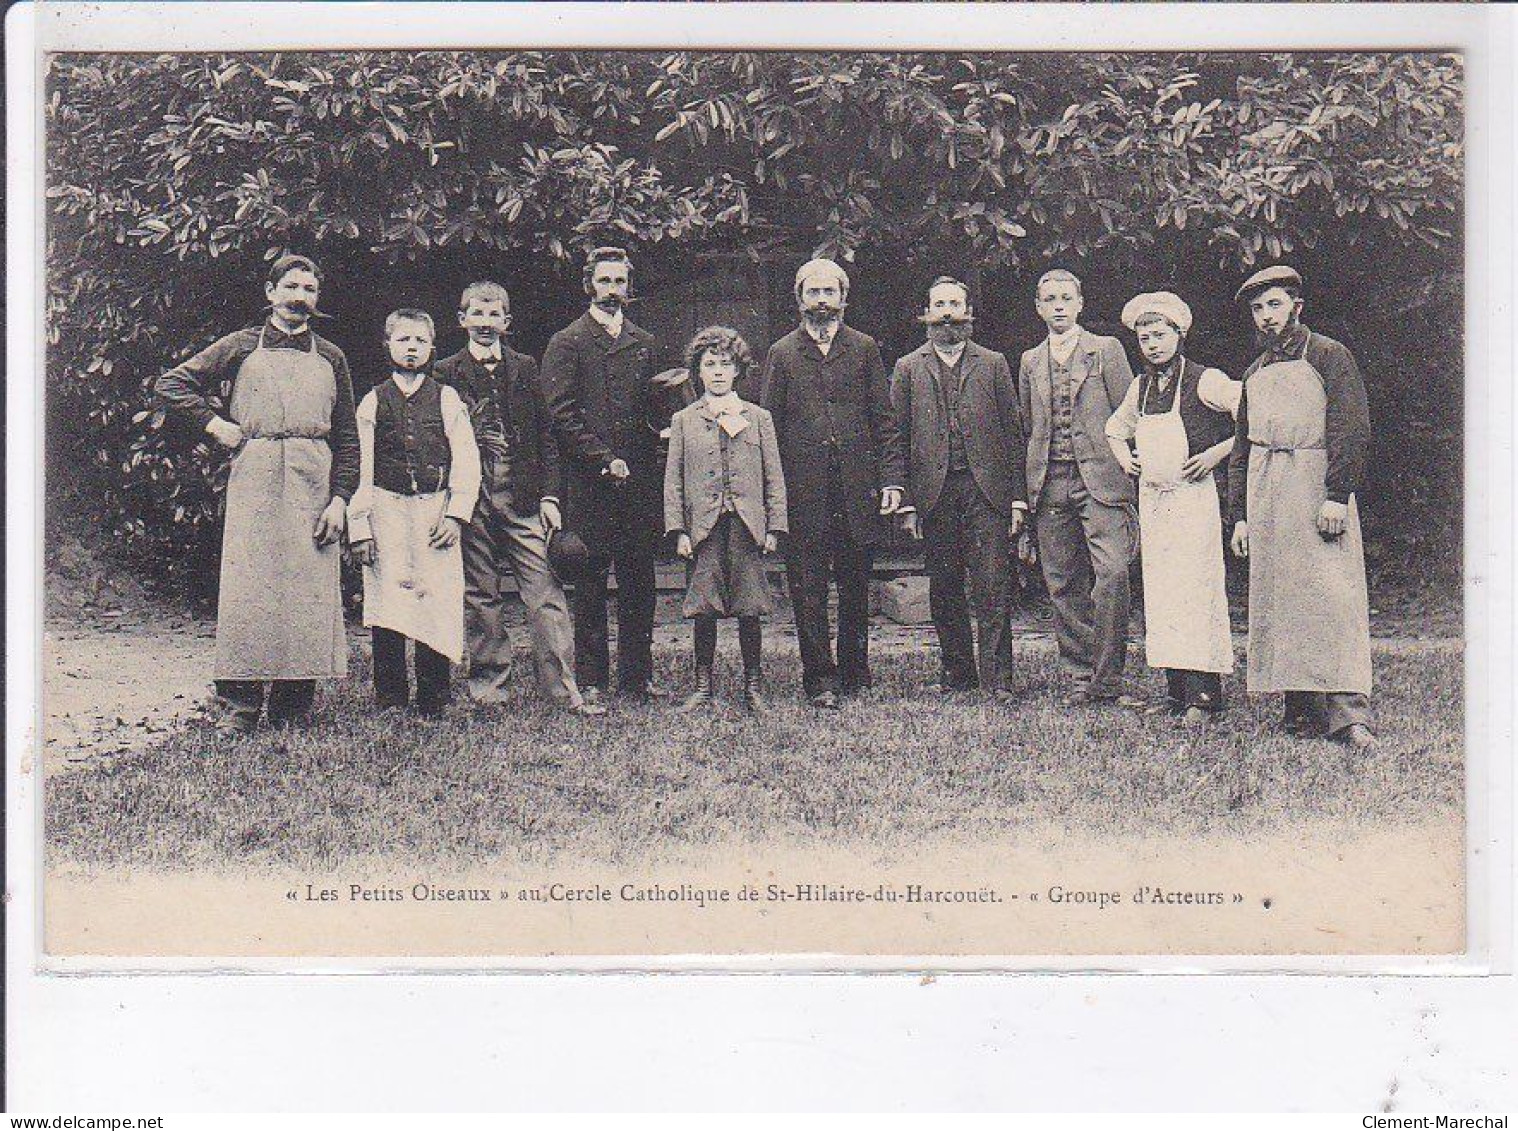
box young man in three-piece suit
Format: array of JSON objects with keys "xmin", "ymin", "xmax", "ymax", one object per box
[{"xmin": 1019, "ymin": 268, "xmax": 1141, "ymax": 706}]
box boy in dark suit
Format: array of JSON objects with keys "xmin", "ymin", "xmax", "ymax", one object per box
[{"xmin": 433, "ymin": 281, "xmax": 603, "ymax": 716}]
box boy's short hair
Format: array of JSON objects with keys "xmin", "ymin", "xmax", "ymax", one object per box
[
  {"xmin": 459, "ymin": 281, "xmax": 511, "ymax": 313},
  {"xmin": 267, "ymin": 253, "xmax": 323, "ymax": 287},
  {"xmin": 384, "ymin": 308, "xmax": 436, "ymax": 338},
  {"xmin": 1036, "ymin": 268, "xmax": 1083, "ymax": 298},
  {"xmin": 684, "ymin": 326, "xmax": 754, "ymax": 383}
]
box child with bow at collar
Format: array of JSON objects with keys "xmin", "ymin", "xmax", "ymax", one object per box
[{"xmin": 663, "ymin": 327, "xmax": 788, "ymax": 711}]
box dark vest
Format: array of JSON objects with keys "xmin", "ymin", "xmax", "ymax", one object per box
[
  {"xmin": 935, "ymin": 349, "xmax": 971, "ymax": 472},
  {"xmin": 373, "ymin": 375, "xmax": 451, "ymax": 496},
  {"xmin": 1138, "ymin": 357, "xmax": 1234, "ymax": 458}
]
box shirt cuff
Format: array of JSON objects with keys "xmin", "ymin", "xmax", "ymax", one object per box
[
  {"xmin": 348, "ymin": 515, "xmax": 373, "ymax": 543},
  {"xmin": 444, "ymin": 495, "xmax": 476, "ymax": 524},
  {"xmin": 1011, "ymin": 501, "xmax": 1029, "ymax": 511},
  {"xmin": 541, "ymin": 496, "xmax": 560, "ymax": 507}
]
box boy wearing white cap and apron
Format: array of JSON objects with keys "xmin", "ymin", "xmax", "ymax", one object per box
[
  {"xmin": 1106, "ymin": 292, "xmax": 1240, "ymax": 722},
  {"xmin": 1226, "ymin": 266, "xmax": 1375, "ymax": 750}
]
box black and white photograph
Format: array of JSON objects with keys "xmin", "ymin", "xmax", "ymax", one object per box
[{"xmin": 23, "ymin": 10, "xmax": 1487, "ymax": 966}]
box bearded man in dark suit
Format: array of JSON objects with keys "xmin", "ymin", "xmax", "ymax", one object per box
[{"xmin": 759, "ymin": 257, "xmax": 906, "ymax": 709}]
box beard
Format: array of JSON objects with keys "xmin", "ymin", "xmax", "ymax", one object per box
[
  {"xmin": 593, "ymin": 293, "xmax": 626, "ymax": 313},
  {"xmin": 926, "ymin": 318, "xmax": 973, "ymax": 347},
  {"xmin": 801, "ymin": 301, "xmax": 843, "ymax": 328},
  {"xmin": 1254, "ymin": 312, "xmax": 1299, "ymax": 351}
]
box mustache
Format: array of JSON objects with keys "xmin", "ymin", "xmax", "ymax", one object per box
[
  {"xmin": 266, "ymin": 301, "xmax": 331, "ymax": 319},
  {"xmin": 918, "ymin": 313, "xmax": 974, "ymax": 325}
]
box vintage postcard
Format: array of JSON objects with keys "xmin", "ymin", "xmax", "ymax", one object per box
[{"xmin": 18, "ymin": 1, "xmax": 1506, "ymax": 969}]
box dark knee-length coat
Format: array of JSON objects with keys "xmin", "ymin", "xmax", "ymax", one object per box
[{"xmin": 758, "ymin": 324, "xmax": 906, "ymax": 549}]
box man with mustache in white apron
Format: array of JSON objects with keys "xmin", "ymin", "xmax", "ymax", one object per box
[
  {"xmin": 155, "ymin": 253, "xmax": 358, "ymax": 732},
  {"xmin": 1106, "ymin": 292, "xmax": 1240, "ymax": 723},
  {"xmin": 1226, "ymin": 266, "xmax": 1375, "ymax": 750}
]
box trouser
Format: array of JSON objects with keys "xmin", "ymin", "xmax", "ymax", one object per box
[
  {"xmin": 1284, "ymin": 690, "xmax": 1373, "ymax": 737},
  {"xmin": 923, "ymin": 469, "xmax": 1016, "ymax": 693},
  {"xmin": 784, "ymin": 519, "xmax": 874, "ymax": 698},
  {"xmin": 574, "ymin": 490, "xmax": 659, "ymax": 694},
  {"xmin": 1165, "ymin": 669, "xmax": 1225, "ymax": 713},
  {"xmin": 215, "ymin": 679, "xmax": 316, "ymax": 726},
  {"xmin": 1035, "ymin": 459, "xmax": 1135, "ymax": 697},
  {"xmin": 462, "ymin": 486, "xmax": 581, "ymax": 707},
  {"xmin": 371, "ymin": 626, "xmax": 451, "ymax": 710}
]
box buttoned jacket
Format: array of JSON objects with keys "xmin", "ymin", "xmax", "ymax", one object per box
[
  {"xmin": 433, "ymin": 345, "xmax": 558, "ymax": 513},
  {"xmin": 758, "ymin": 324, "xmax": 905, "ymax": 547},
  {"xmin": 664, "ymin": 399, "xmax": 788, "ymax": 550},
  {"xmin": 889, "ymin": 340, "xmax": 1028, "ymax": 518},
  {"xmin": 1018, "ymin": 329, "xmax": 1136, "ymax": 509}
]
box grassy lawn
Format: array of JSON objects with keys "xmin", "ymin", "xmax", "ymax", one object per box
[{"xmin": 45, "ymin": 643, "xmax": 1463, "ymax": 874}]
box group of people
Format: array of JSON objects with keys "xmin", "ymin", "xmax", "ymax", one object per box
[{"xmin": 155, "ymin": 247, "xmax": 1375, "ymax": 750}]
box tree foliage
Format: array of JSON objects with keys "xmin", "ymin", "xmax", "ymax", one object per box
[{"xmin": 45, "ymin": 50, "xmax": 1463, "ymax": 595}]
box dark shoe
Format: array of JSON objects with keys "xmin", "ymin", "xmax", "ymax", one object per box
[
  {"xmin": 740, "ymin": 672, "xmax": 767, "ymax": 713},
  {"xmin": 1283, "ymin": 714, "xmax": 1316, "ymax": 738},
  {"xmin": 991, "ymin": 689, "xmax": 1018, "ymax": 706},
  {"xmin": 375, "ymin": 694, "xmax": 409, "ymax": 711},
  {"xmin": 414, "ymin": 696, "xmax": 450, "ymax": 717},
  {"xmin": 680, "ymin": 666, "xmax": 715, "ymax": 712},
  {"xmin": 809, "ymin": 690, "xmax": 840, "ymax": 710},
  {"xmin": 1335, "ymin": 723, "xmax": 1376, "ymax": 750},
  {"xmin": 642, "ymin": 680, "xmax": 670, "ymax": 701}
]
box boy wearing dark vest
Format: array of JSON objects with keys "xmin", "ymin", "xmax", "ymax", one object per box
[{"xmin": 349, "ymin": 309, "xmax": 481, "ymax": 712}]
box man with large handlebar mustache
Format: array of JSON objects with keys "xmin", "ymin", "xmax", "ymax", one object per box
[{"xmin": 154, "ymin": 253, "xmax": 359, "ymax": 732}]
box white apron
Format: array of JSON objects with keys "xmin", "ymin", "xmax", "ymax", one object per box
[
  {"xmin": 361, "ymin": 488, "xmax": 465, "ymax": 664},
  {"xmin": 215, "ymin": 329, "xmax": 346, "ymax": 681},
  {"xmin": 1134, "ymin": 377, "xmax": 1233, "ymax": 673},
  {"xmin": 1244, "ymin": 346, "xmax": 1373, "ymax": 695}
]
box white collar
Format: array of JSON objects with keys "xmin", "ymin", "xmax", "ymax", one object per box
[
  {"xmin": 391, "ymin": 370, "xmax": 427, "ymax": 397},
  {"xmin": 704, "ymin": 391, "xmax": 744, "ymax": 416},
  {"xmin": 932, "ymin": 342, "xmax": 967, "ymax": 366},
  {"xmin": 588, "ymin": 304, "xmax": 623, "ymax": 337},
  {"xmin": 1048, "ymin": 325, "xmax": 1083, "ymax": 361},
  {"xmin": 467, "ymin": 341, "xmax": 503, "ymax": 363}
]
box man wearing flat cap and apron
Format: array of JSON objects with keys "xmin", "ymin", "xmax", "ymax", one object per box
[
  {"xmin": 1226, "ymin": 266, "xmax": 1376, "ymax": 750},
  {"xmin": 758, "ymin": 257, "xmax": 906, "ymax": 709},
  {"xmin": 155, "ymin": 253, "xmax": 358, "ymax": 733}
]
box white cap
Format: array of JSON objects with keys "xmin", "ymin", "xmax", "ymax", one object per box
[{"xmin": 1121, "ymin": 291, "xmax": 1193, "ymax": 335}]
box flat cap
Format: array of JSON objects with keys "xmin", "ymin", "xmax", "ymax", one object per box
[
  {"xmin": 1234, "ymin": 265, "xmax": 1303, "ymax": 303},
  {"xmin": 1121, "ymin": 291, "xmax": 1193, "ymax": 335}
]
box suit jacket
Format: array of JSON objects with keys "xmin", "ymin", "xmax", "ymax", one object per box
[
  {"xmin": 664, "ymin": 399, "xmax": 788, "ymax": 550},
  {"xmin": 759, "ymin": 324, "xmax": 905, "ymax": 547},
  {"xmin": 889, "ymin": 340, "xmax": 1028, "ymax": 518},
  {"xmin": 540, "ymin": 310, "xmax": 666, "ymax": 537},
  {"xmin": 1018, "ymin": 328, "xmax": 1136, "ymax": 509},
  {"xmin": 432, "ymin": 345, "xmax": 558, "ymax": 514}
]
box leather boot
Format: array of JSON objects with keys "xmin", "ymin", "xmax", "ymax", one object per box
[
  {"xmin": 740, "ymin": 670, "xmax": 767, "ymax": 713},
  {"xmin": 680, "ymin": 665, "xmax": 715, "ymax": 712}
]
